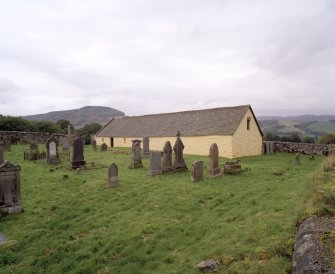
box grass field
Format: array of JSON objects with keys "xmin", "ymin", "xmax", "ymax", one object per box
[
  {"xmin": 308, "ymin": 122, "xmax": 335, "ymax": 134},
  {"xmin": 0, "ymin": 145, "xmax": 324, "ymax": 273},
  {"xmin": 277, "ymin": 121, "xmax": 304, "ymax": 134}
]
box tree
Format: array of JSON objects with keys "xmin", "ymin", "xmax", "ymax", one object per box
[
  {"xmin": 56, "ymin": 119, "xmax": 71, "ymax": 134},
  {"xmin": 302, "ymin": 136, "xmax": 315, "ymax": 144},
  {"xmin": 77, "ymin": 123, "xmax": 102, "ymax": 144},
  {"xmin": 319, "ymin": 134, "xmax": 335, "ymax": 144}
]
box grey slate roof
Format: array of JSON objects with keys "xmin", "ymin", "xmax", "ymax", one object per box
[{"xmin": 97, "ymin": 105, "xmax": 263, "ymax": 137}]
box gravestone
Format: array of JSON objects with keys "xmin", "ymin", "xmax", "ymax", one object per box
[
  {"xmin": 265, "ymin": 142, "xmax": 270, "ymax": 155},
  {"xmin": 62, "ymin": 139, "xmax": 70, "ymax": 151},
  {"xmin": 173, "ymin": 131, "xmax": 188, "ymax": 171},
  {"xmin": 130, "ymin": 139, "xmax": 143, "ymax": 168},
  {"xmin": 107, "ymin": 163, "xmax": 119, "ymax": 188},
  {"xmin": 162, "ymin": 141, "xmax": 174, "ymax": 173},
  {"xmin": 101, "ymin": 143, "xmax": 108, "ymax": 152},
  {"xmin": 192, "ymin": 161, "xmax": 204, "ymax": 182},
  {"xmin": 295, "ymin": 152, "xmax": 301, "ymax": 165},
  {"xmin": 24, "ymin": 142, "xmax": 39, "ymax": 160},
  {"xmin": 142, "ymin": 136, "xmax": 150, "ymax": 156},
  {"xmin": 92, "ymin": 140, "xmax": 97, "ymax": 151},
  {"xmin": 208, "ymin": 143, "xmax": 221, "ymax": 177},
  {"xmin": 0, "ymin": 161, "xmax": 23, "ymax": 215},
  {"xmin": 71, "ymin": 137, "xmax": 86, "ymax": 169},
  {"xmin": 3, "ymin": 139, "xmax": 11, "ymax": 151},
  {"xmin": 149, "ymin": 151, "xmax": 162, "ymax": 175},
  {"xmin": 46, "ymin": 136, "xmax": 60, "ymax": 164},
  {"xmin": 224, "ymin": 160, "xmax": 242, "ymax": 174},
  {"xmin": 67, "ymin": 125, "xmax": 73, "ymax": 145}
]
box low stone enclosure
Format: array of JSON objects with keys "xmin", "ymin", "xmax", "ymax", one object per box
[
  {"xmin": 263, "ymin": 141, "xmax": 335, "ymax": 156},
  {"xmin": 0, "ymin": 131, "xmax": 66, "ymax": 145}
]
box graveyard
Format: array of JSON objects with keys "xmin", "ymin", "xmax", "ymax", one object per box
[{"xmin": 0, "ymin": 142, "xmax": 330, "ymax": 273}]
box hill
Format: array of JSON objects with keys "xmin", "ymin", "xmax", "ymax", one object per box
[{"xmin": 23, "ymin": 106, "xmax": 125, "ymax": 128}]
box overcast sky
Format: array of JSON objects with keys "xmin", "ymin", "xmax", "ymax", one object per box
[{"xmin": 0, "ymin": 0, "xmax": 334, "ymax": 117}]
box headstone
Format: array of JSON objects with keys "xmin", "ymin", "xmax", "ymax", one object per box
[
  {"xmin": 107, "ymin": 163, "xmax": 119, "ymax": 187},
  {"xmin": 192, "ymin": 161, "xmax": 204, "ymax": 182},
  {"xmin": 208, "ymin": 143, "xmax": 221, "ymax": 177},
  {"xmin": 92, "ymin": 140, "xmax": 97, "ymax": 151},
  {"xmin": 130, "ymin": 139, "xmax": 143, "ymax": 168},
  {"xmin": 224, "ymin": 160, "xmax": 242, "ymax": 174},
  {"xmin": 71, "ymin": 137, "xmax": 86, "ymax": 169},
  {"xmin": 4, "ymin": 139, "xmax": 11, "ymax": 151},
  {"xmin": 149, "ymin": 151, "xmax": 162, "ymax": 175},
  {"xmin": 62, "ymin": 139, "xmax": 70, "ymax": 151},
  {"xmin": 24, "ymin": 142, "xmax": 39, "ymax": 160},
  {"xmin": 173, "ymin": 131, "xmax": 188, "ymax": 171},
  {"xmin": 265, "ymin": 142, "xmax": 270, "ymax": 155},
  {"xmin": 269, "ymin": 141, "xmax": 274, "ymax": 154},
  {"xmin": 162, "ymin": 141, "xmax": 174, "ymax": 173},
  {"xmin": 101, "ymin": 143, "xmax": 108, "ymax": 152},
  {"xmin": 67, "ymin": 125, "xmax": 73, "ymax": 145},
  {"xmin": 295, "ymin": 152, "xmax": 301, "ymax": 165},
  {"xmin": 46, "ymin": 136, "xmax": 60, "ymax": 164},
  {"xmin": 0, "ymin": 161, "xmax": 23, "ymax": 215},
  {"xmin": 142, "ymin": 136, "xmax": 150, "ymax": 156}
]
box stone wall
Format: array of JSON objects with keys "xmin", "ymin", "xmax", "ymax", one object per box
[
  {"xmin": 263, "ymin": 141, "xmax": 335, "ymax": 155},
  {"xmin": 0, "ymin": 131, "xmax": 66, "ymax": 144}
]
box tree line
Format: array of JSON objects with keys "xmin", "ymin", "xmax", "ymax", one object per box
[
  {"xmin": 264, "ymin": 132, "xmax": 335, "ymax": 144},
  {"xmin": 0, "ymin": 115, "xmax": 101, "ymax": 144}
]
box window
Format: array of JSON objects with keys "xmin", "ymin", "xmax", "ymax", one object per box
[{"xmin": 247, "ymin": 117, "xmax": 251, "ymax": 130}]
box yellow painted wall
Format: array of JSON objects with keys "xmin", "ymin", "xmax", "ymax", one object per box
[
  {"xmin": 232, "ymin": 109, "xmax": 263, "ymax": 158},
  {"xmin": 96, "ymin": 135, "xmax": 233, "ymax": 158}
]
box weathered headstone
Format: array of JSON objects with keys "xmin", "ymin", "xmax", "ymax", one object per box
[
  {"xmin": 224, "ymin": 160, "xmax": 242, "ymax": 174},
  {"xmin": 130, "ymin": 139, "xmax": 143, "ymax": 168},
  {"xmin": 24, "ymin": 142, "xmax": 39, "ymax": 160},
  {"xmin": 92, "ymin": 140, "xmax": 97, "ymax": 151},
  {"xmin": 67, "ymin": 125, "xmax": 73, "ymax": 145},
  {"xmin": 107, "ymin": 163, "xmax": 119, "ymax": 187},
  {"xmin": 62, "ymin": 139, "xmax": 70, "ymax": 151},
  {"xmin": 192, "ymin": 161, "xmax": 204, "ymax": 182},
  {"xmin": 142, "ymin": 136, "xmax": 150, "ymax": 156},
  {"xmin": 0, "ymin": 161, "xmax": 23, "ymax": 215},
  {"xmin": 162, "ymin": 141, "xmax": 174, "ymax": 173},
  {"xmin": 3, "ymin": 139, "xmax": 11, "ymax": 151},
  {"xmin": 173, "ymin": 131, "xmax": 188, "ymax": 171},
  {"xmin": 71, "ymin": 137, "xmax": 86, "ymax": 169},
  {"xmin": 101, "ymin": 143, "xmax": 108, "ymax": 152},
  {"xmin": 295, "ymin": 152, "xmax": 301, "ymax": 165},
  {"xmin": 208, "ymin": 143, "xmax": 221, "ymax": 177},
  {"xmin": 149, "ymin": 151, "xmax": 162, "ymax": 175},
  {"xmin": 46, "ymin": 136, "xmax": 60, "ymax": 164}
]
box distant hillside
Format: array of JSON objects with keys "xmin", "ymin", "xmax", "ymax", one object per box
[
  {"xmin": 23, "ymin": 106, "xmax": 125, "ymax": 128},
  {"xmin": 258, "ymin": 114, "xmax": 335, "ymax": 122}
]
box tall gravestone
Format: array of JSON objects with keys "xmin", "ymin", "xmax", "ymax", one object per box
[
  {"xmin": 46, "ymin": 136, "xmax": 60, "ymax": 164},
  {"xmin": 149, "ymin": 151, "xmax": 162, "ymax": 175},
  {"xmin": 92, "ymin": 140, "xmax": 97, "ymax": 151},
  {"xmin": 162, "ymin": 141, "xmax": 174, "ymax": 173},
  {"xmin": 192, "ymin": 161, "xmax": 204, "ymax": 182},
  {"xmin": 101, "ymin": 143, "xmax": 108, "ymax": 152},
  {"xmin": 71, "ymin": 137, "xmax": 86, "ymax": 169},
  {"xmin": 173, "ymin": 131, "xmax": 188, "ymax": 171},
  {"xmin": 142, "ymin": 136, "xmax": 150, "ymax": 156},
  {"xmin": 107, "ymin": 163, "xmax": 119, "ymax": 188},
  {"xmin": 67, "ymin": 125, "xmax": 73, "ymax": 146},
  {"xmin": 208, "ymin": 143, "xmax": 221, "ymax": 177},
  {"xmin": 130, "ymin": 139, "xmax": 143, "ymax": 168},
  {"xmin": 0, "ymin": 161, "xmax": 23, "ymax": 215}
]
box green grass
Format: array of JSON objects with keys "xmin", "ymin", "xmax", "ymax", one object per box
[
  {"xmin": 308, "ymin": 122, "xmax": 335, "ymax": 134},
  {"xmin": 0, "ymin": 145, "xmax": 323, "ymax": 273},
  {"xmin": 277, "ymin": 121, "xmax": 304, "ymax": 133}
]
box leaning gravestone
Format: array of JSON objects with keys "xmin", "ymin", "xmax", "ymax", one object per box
[
  {"xmin": 46, "ymin": 136, "xmax": 60, "ymax": 164},
  {"xmin": 162, "ymin": 141, "xmax": 174, "ymax": 173},
  {"xmin": 149, "ymin": 151, "xmax": 162, "ymax": 175},
  {"xmin": 71, "ymin": 137, "xmax": 86, "ymax": 169},
  {"xmin": 208, "ymin": 143, "xmax": 221, "ymax": 177},
  {"xmin": 101, "ymin": 143, "xmax": 108, "ymax": 152},
  {"xmin": 130, "ymin": 139, "xmax": 143, "ymax": 168},
  {"xmin": 173, "ymin": 131, "xmax": 188, "ymax": 171},
  {"xmin": 192, "ymin": 161, "xmax": 204, "ymax": 182},
  {"xmin": 107, "ymin": 163, "xmax": 119, "ymax": 188},
  {"xmin": 142, "ymin": 136, "xmax": 150, "ymax": 156},
  {"xmin": 92, "ymin": 140, "xmax": 97, "ymax": 151},
  {"xmin": 0, "ymin": 160, "xmax": 23, "ymax": 215}
]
